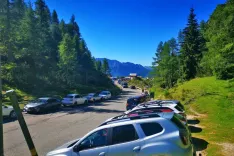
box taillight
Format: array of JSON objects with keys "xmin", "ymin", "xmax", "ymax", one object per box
[
  {"xmin": 160, "ymin": 109, "xmax": 173, "ymax": 112},
  {"xmin": 126, "ymin": 103, "xmax": 129, "ymax": 107},
  {"xmin": 179, "ymin": 130, "xmax": 189, "ymax": 145}
]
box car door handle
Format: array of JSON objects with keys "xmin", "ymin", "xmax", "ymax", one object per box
[
  {"xmin": 99, "ymin": 152, "xmax": 105, "ymax": 156},
  {"xmin": 133, "ymin": 146, "xmax": 141, "ymax": 152}
]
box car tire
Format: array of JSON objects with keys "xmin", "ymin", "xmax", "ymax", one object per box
[
  {"xmin": 9, "ymin": 111, "xmax": 17, "ymax": 119},
  {"xmin": 74, "ymin": 102, "xmax": 78, "ymax": 106}
]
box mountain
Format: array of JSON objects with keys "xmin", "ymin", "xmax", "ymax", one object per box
[{"xmin": 96, "ymin": 58, "xmax": 152, "ymax": 77}]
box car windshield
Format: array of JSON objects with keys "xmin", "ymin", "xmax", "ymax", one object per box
[
  {"xmin": 100, "ymin": 92, "xmax": 108, "ymax": 95},
  {"xmin": 34, "ymin": 99, "xmax": 48, "ymax": 103}
]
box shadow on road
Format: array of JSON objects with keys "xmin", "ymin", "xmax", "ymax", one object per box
[
  {"xmin": 188, "ymin": 119, "xmax": 200, "ymax": 125},
  {"xmin": 120, "ymin": 90, "xmax": 138, "ymax": 95},
  {"xmin": 189, "ymin": 126, "xmax": 202, "ymax": 133},
  {"xmin": 68, "ymin": 106, "xmax": 124, "ymax": 114},
  {"xmin": 192, "ymin": 137, "xmax": 209, "ymax": 151},
  {"xmin": 3, "ymin": 117, "xmax": 17, "ymax": 124}
]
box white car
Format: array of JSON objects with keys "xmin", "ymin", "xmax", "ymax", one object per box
[
  {"xmin": 99, "ymin": 91, "xmax": 111, "ymax": 100},
  {"xmin": 2, "ymin": 105, "xmax": 16, "ymax": 119},
  {"xmin": 62, "ymin": 94, "xmax": 88, "ymax": 106},
  {"xmin": 85, "ymin": 93, "xmax": 102, "ymax": 102}
]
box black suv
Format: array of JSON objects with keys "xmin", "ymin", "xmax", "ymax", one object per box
[{"xmin": 126, "ymin": 95, "xmax": 149, "ymax": 110}]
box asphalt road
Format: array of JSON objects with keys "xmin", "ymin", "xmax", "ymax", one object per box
[{"xmin": 3, "ymin": 88, "xmax": 140, "ymax": 156}]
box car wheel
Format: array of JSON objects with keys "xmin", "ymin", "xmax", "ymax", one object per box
[
  {"xmin": 9, "ymin": 111, "xmax": 17, "ymax": 119},
  {"xmin": 74, "ymin": 102, "xmax": 78, "ymax": 106}
]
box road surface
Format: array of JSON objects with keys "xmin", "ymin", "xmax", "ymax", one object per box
[{"xmin": 3, "ymin": 88, "xmax": 140, "ymax": 156}]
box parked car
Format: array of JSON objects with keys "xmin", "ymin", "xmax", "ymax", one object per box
[
  {"xmin": 62, "ymin": 94, "xmax": 88, "ymax": 106},
  {"xmin": 126, "ymin": 95, "xmax": 150, "ymax": 110},
  {"xmin": 132, "ymin": 102, "xmax": 186, "ymax": 119},
  {"xmin": 116, "ymin": 107, "xmax": 187, "ymax": 125},
  {"xmin": 145, "ymin": 100, "xmax": 185, "ymax": 110},
  {"xmin": 2, "ymin": 105, "xmax": 16, "ymax": 119},
  {"xmin": 47, "ymin": 112, "xmax": 194, "ymax": 156},
  {"xmin": 122, "ymin": 83, "xmax": 128, "ymax": 88},
  {"xmin": 130, "ymin": 85, "xmax": 136, "ymax": 89},
  {"xmin": 85, "ymin": 93, "xmax": 102, "ymax": 102},
  {"xmin": 24, "ymin": 97, "xmax": 61, "ymax": 113},
  {"xmin": 99, "ymin": 91, "xmax": 111, "ymax": 100}
]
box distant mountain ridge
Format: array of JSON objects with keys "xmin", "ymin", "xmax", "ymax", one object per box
[{"xmin": 96, "ymin": 58, "xmax": 152, "ymax": 77}]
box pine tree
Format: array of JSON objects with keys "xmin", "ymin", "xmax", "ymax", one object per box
[
  {"xmin": 51, "ymin": 10, "xmax": 59, "ymax": 24},
  {"xmin": 59, "ymin": 19, "xmax": 67, "ymax": 35},
  {"xmin": 180, "ymin": 8, "xmax": 202, "ymax": 80},
  {"xmin": 152, "ymin": 41, "xmax": 163, "ymax": 66},
  {"xmin": 102, "ymin": 58, "xmax": 111, "ymax": 75},
  {"xmin": 51, "ymin": 10, "xmax": 61, "ymax": 62},
  {"xmin": 96, "ymin": 60, "xmax": 102, "ymax": 71},
  {"xmin": 168, "ymin": 38, "xmax": 178, "ymax": 56}
]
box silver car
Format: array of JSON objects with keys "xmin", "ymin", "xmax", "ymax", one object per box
[{"xmin": 47, "ymin": 113, "xmax": 194, "ymax": 156}]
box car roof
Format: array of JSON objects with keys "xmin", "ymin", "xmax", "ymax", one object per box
[
  {"xmin": 135, "ymin": 105, "xmax": 177, "ymax": 110},
  {"xmin": 100, "ymin": 91, "xmax": 109, "ymax": 93},
  {"xmin": 99, "ymin": 112, "xmax": 174, "ymax": 127},
  {"xmin": 100, "ymin": 115, "xmax": 172, "ymax": 128},
  {"xmin": 128, "ymin": 95, "xmax": 144, "ymax": 99},
  {"xmin": 39, "ymin": 97, "xmax": 51, "ymax": 100},
  {"xmin": 138, "ymin": 103, "xmax": 177, "ymax": 107},
  {"xmin": 154, "ymin": 99, "xmax": 180, "ymax": 103},
  {"xmin": 67, "ymin": 94, "xmax": 78, "ymax": 96}
]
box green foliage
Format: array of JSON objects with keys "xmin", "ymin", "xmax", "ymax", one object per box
[
  {"xmin": 150, "ymin": 77, "xmax": 234, "ymax": 155},
  {"xmin": 102, "ymin": 58, "xmax": 111, "ymax": 76},
  {"xmin": 203, "ymin": 2, "xmax": 234, "ymax": 79},
  {"xmin": 128, "ymin": 77, "xmax": 152, "ymax": 89},
  {"xmin": 152, "ymin": 39, "xmax": 180, "ymax": 88},
  {"xmin": 180, "ymin": 8, "xmax": 202, "ymax": 80},
  {"xmin": 0, "ymin": 0, "xmax": 118, "ymax": 97}
]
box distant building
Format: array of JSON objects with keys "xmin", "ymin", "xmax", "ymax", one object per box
[{"xmin": 129, "ymin": 73, "xmax": 137, "ymax": 79}]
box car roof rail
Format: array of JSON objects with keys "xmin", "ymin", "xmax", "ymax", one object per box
[
  {"xmin": 99, "ymin": 113, "xmax": 160, "ymax": 127},
  {"xmin": 139, "ymin": 100, "xmax": 175, "ymax": 107},
  {"xmin": 125, "ymin": 107, "xmax": 173, "ymax": 114}
]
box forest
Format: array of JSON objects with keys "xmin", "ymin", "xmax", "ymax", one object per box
[
  {"xmin": 0, "ymin": 0, "xmax": 115, "ymax": 96},
  {"xmin": 152, "ymin": 0, "xmax": 234, "ymax": 88}
]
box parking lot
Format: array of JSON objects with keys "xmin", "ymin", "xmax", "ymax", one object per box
[{"xmin": 3, "ymin": 88, "xmax": 141, "ymax": 156}]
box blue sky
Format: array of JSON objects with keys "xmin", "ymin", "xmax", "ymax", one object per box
[{"xmin": 44, "ymin": 0, "xmax": 225, "ymax": 66}]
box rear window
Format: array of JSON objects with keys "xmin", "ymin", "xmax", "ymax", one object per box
[
  {"xmin": 175, "ymin": 105, "xmax": 183, "ymax": 112},
  {"xmin": 140, "ymin": 122, "xmax": 163, "ymax": 136}
]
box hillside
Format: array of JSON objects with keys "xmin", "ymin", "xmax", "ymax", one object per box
[
  {"xmin": 150, "ymin": 77, "xmax": 234, "ymax": 155},
  {"xmin": 96, "ymin": 58, "xmax": 151, "ymax": 77}
]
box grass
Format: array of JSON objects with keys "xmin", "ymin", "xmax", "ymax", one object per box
[
  {"xmin": 128, "ymin": 77, "xmax": 152, "ymax": 89},
  {"xmin": 150, "ymin": 77, "xmax": 234, "ymax": 155}
]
